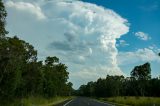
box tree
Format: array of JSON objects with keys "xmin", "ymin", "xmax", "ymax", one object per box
[
  {"xmin": 131, "ymin": 62, "xmax": 151, "ymax": 80},
  {"xmin": 148, "ymin": 78, "xmax": 160, "ymax": 97},
  {"xmin": 62, "ymin": 82, "xmax": 73, "ymax": 96},
  {"xmin": 43, "ymin": 56, "xmax": 69, "ymax": 97},
  {"xmin": 79, "ymin": 81, "xmax": 95, "ymax": 96},
  {"xmin": 0, "ymin": 0, "xmax": 73, "ymax": 103},
  {"xmin": 0, "ymin": 36, "xmax": 40, "ymax": 98},
  {"xmin": 45, "ymin": 56, "xmax": 59, "ymax": 66},
  {"xmin": 16, "ymin": 61, "xmax": 44, "ymax": 97},
  {"xmin": 0, "ymin": 0, "xmax": 7, "ymax": 37},
  {"xmin": 0, "ymin": 37, "xmax": 27, "ymax": 98},
  {"xmin": 130, "ymin": 62, "xmax": 151, "ymax": 96}
]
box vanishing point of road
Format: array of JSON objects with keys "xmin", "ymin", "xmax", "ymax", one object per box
[{"xmin": 60, "ymin": 97, "xmax": 115, "ymax": 106}]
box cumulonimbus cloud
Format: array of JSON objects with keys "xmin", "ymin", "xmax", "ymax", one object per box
[
  {"xmin": 5, "ymin": 0, "xmax": 129, "ymax": 88},
  {"xmin": 6, "ymin": 1, "xmax": 46, "ymax": 20}
]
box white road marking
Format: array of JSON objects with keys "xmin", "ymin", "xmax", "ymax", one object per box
[{"xmin": 63, "ymin": 99, "xmax": 75, "ymax": 106}]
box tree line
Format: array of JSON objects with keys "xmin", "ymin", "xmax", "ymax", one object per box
[
  {"xmin": 0, "ymin": 0, "xmax": 73, "ymax": 101},
  {"xmin": 78, "ymin": 62, "xmax": 160, "ymax": 97}
]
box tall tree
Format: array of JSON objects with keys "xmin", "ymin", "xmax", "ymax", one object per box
[
  {"xmin": 43, "ymin": 56, "xmax": 69, "ymax": 97},
  {"xmin": 131, "ymin": 62, "xmax": 151, "ymax": 80},
  {"xmin": 0, "ymin": 0, "xmax": 7, "ymax": 37},
  {"xmin": 130, "ymin": 62, "xmax": 151, "ymax": 96},
  {"xmin": 0, "ymin": 37, "xmax": 26, "ymax": 98},
  {"xmin": 0, "ymin": 36, "xmax": 39, "ymax": 98}
]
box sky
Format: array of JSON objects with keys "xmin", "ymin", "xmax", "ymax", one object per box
[{"xmin": 4, "ymin": 0, "xmax": 160, "ymax": 89}]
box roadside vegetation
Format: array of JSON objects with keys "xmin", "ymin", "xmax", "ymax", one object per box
[
  {"xmin": 77, "ymin": 62, "xmax": 160, "ymax": 105},
  {"xmin": 0, "ymin": 0, "xmax": 73, "ymax": 105},
  {"xmin": 1, "ymin": 96, "xmax": 73, "ymax": 106},
  {"xmin": 78, "ymin": 62, "xmax": 160, "ymax": 97},
  {"xmin": 99, "ymin": 97, "xmax": 160, "ymax": 106}
]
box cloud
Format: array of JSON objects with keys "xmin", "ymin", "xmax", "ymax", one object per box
[
  {"xmin": 117, "ymin": 40, "xmax": 129, "ymax": 47},
  {"xmin": 64, "ymin": 31, "xmax": 77, "ymax": 42},
  {"xmin": 5, "ymin": 0, "xmax": 129, "ymax": 88},
  {"xmin": 118, "ymin": 48, "xmax": 160, "ymax": 66},
  {"xmin": 6, "ymin": 1, "xmax": 46, "ymax": 20},
  {"xmin": 135, "ymin": 31, "xmax": 151, "ymax": 41},
  {"xmin": 70, "ymin": 65, "xmax": 125, "ymax": 87},
  {"xmin": 50, "ymin": 41, "xmax": 73, "ymax": 51}
]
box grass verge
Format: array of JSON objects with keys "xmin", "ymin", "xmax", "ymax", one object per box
[
  {"xmin": 0, "ymin": 96, "xmax": 74, "ymax": 106},
  {"xmin": 97, "ymin": 96, "xmax": 160, "ymax": 106}
]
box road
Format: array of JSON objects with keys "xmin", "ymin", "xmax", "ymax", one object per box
[{"xmin": 62, "ymin": 97, "xmax": 114, "ymax": 106}]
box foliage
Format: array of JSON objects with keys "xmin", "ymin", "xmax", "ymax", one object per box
[
  {"xmin": 0, "ymin": 1, "xmax": 73, "ymax": 104},
  {"xmin": 131, "ymin": 62, "xmax": 151, "ymax": 80},
  {"xmin": 0, "ymin": 36, "xmax": 73, "ymax": 99},
  {"xmin": 78, "ymin": 63, "xmax": 160, "ymax": 97},
  {"xmin": 0, "ymin": 0, "xmax": 7, "ymax": 37},
  {"xmin": 0, "ymin": 96, "xmax": 73, "ymax": 106},
  {"xmin": 100, "ymin": 97, "xmax": 160, "ymax": 106}
]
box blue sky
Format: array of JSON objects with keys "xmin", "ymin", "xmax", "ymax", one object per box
[
  {"xmin": 4, "ymin": 0, "xmax": 160, "ymax": 89},
  {"xmin": 83, "ymin": 0, "xmax": 160, "ymax": 49}
]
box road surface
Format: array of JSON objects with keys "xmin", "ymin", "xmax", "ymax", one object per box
[{"xmin": 62, "ymin": 97, "xmax": 114, "ymax": 106}]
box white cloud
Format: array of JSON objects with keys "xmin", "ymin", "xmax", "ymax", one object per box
[
  {"xmin": 117, "ymin": 40, "xmax": 129, "ymax": 47},
  {"xmin": 6, "ymin": 1, "xmax": 46, "ymax": 20},
  {"xmin": 135, "ymin": 31, "xmax": 151, "ymax": 41},
  {"xmin": 78, "ymin": 55, "xmax": 86, "ymax": 61},
  {"xmin": 118, "ymin": 48, "xmax": 160, "ymax": 66},
  {"xmin": 5, "ymin": 0, "xmax": 129, "ymax": 88},
  {"xmin": 89, "ymin": 48, "xmax": 92, "ymax": 55},
  {"xmin": 70, "ymin": 65, "xmax": 125, "ymax": 87}
]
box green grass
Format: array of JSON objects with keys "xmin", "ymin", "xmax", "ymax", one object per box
[
  {"xmin": 0, "ymin": 96, "xmax": 73, "ymax": 106},
  {"xmin": 98, "ymin": 96, "xmax": 160, "ymax": 106}
]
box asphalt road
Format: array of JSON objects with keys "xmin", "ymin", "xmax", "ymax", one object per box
[{"xmin": 63, "ymin": 97, "xmax": 114, "ymax": 106}]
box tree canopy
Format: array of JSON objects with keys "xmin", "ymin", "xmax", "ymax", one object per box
[
  {"xmin": 0, "ymin": 0, "xmax": 7, "ymax": 37},
  {"xmin": 0, "ymin": 1, "xmax": 73, "ymax": 101},
  {"xmin": 131, "ymin": 62, "xmax": 151, "ymax": 80},
  {"xmin": 78, "ymin": 62, "xmax": 160, "ymax": 97}
]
